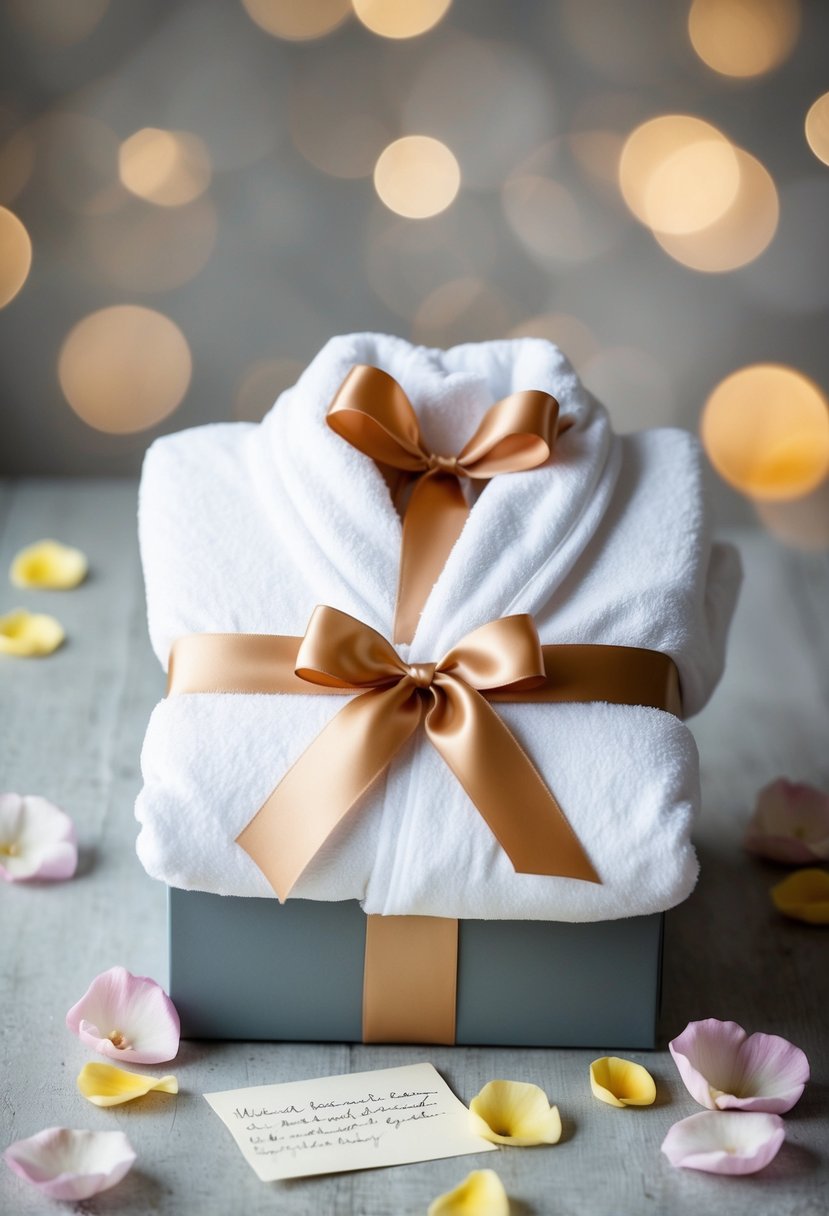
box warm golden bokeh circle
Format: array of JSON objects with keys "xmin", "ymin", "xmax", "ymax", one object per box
[
  {"xmin": 352, "ymin": 0, "xmax": 451, "ymax": 39},
  {"xmin": 373, "ymin": 136, "xmax": 460, "ymax": 218},
  {"xmin": 701, "ymin": 364, "xmax": 829, "ymax": 501},
  {"xmin": 58, "ymin": 306, "xmax": 192, "ymax": 434},
  {"xmin": 688, "ymin": 0, "xmax": 800, "ymax": 78},
  {"xmin": 805, "ymin": 92, "xmax": 829, "ymax": 168},
  {"xmin": 241, "ymin": 0, "xmax": 350, "ymax": 40},
  {"xmin": 118, "ymin": 129, "xmax": 212, "ymax": 207},
  {"xmin": 0, "ymin": 206, "xmax": 33, "ymax": 308},
  {"xmin": 653, "ymin": 148, "xmax": 778, "ymax": 272},
  {"xmin": 619, "ymin": 115, "xmax": 740, "ymax": 235}
]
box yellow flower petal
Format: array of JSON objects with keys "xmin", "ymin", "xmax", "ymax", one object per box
[
  {"xmin": 77, "ymin": 1063, "xmax": 178, "ymax": 1107},
  {"xmin": 0, "ymin": 609, "xmax": 65, "ymax": 657},
  {"xmin": 590, "ymin": 1057, "xmax": 657, "ymax": 1107},
  {"xmin": 771, "ymin": 868, "xmax": 829, "ymax": 924},
  {"xmin": 427, "ymin": 1169, "xmax": 509, "ymax": 1216},
  {"xmin": 469, "ymin": 1080, "xmax": 561, "ymax": 1146},
  {"xmin": 10, "ymin": 540, "xmax": 88, "ymax": 590}
]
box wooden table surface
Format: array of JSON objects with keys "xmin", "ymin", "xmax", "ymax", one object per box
[{"xmin": 1, "ymin": 479, "xmax": 826, "ymax": 1216}]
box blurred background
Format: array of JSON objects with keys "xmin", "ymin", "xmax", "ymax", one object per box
[{"xmin": 1, "ymin": 0, "xmax": 828, "ymax": 540}]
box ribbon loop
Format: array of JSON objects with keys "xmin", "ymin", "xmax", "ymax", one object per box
[
  {"xmin": 233, "ymin": 607, "xmax": 600, "ymax": 902},
  {"xmin": 327, "ymin": 365, "xmax": 563, "ymax": 643}
]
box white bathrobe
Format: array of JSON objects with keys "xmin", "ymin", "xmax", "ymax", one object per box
[{"xmin": 135, "ymin": 333, "xmax": 741, "ymax": 921}]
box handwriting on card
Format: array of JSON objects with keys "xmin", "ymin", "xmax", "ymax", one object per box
[{"xmin": 205, "ymin": 1062, "xmax": 495, "ymax": 1181}]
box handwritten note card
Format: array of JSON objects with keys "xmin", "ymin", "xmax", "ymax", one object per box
[{"xmin": 204, "ymin": 1062, "xmax": 496, "ymax": 1182}]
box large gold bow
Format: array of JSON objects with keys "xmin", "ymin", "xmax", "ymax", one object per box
[
  {"xmin": 327, "ymin": 365, "xmax": 564, "ymax": 643},
  {"xmin": 232, "ymin": 606, "xmax": 600, "ymax": 901}
]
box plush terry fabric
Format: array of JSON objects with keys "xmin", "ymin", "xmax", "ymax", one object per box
[{"xmin": 135, "ymin": 333, "xmax": 741, "ymax": 921}]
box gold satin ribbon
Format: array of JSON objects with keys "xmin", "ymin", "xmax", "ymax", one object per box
[
  {"xmin": 326, "ymin": 365, "xmax": 564, "ymax": 643},
  {"xmin": 168, "ymin": 608, "xmax": 684, "ymax": 904}
]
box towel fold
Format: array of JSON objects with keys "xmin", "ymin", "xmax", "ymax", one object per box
[{"xmin": 135, "ymin": 333, "xmax": 741, "ymax": 921}]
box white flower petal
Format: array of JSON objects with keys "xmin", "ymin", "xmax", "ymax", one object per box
[
  {"xmin": 3, "ymin": 1128, "xmax": 136, "ymax": 1200},
  {"xmin": 0, "ymin": 793, "xmax": 77, "ymax": 882},
  {"xmin": 661, "ymin": 1111, "xmax": 785, "ymax": 1176}
]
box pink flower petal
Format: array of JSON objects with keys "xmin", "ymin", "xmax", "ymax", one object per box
[
  {"xmin": 745, "ymin": 778, "xmax": 829, "ymax": 864},
  {"xmin": 669, "ymin": 1019, "xmax": 809, "ymax": 1114},
  {"xmin": 0, "ymin": 793, "xmax": 77, "ymax": 882},
  {"xmin": 3, "ymin": 1127, "xmax": 136, "ymax": 1200},
  {"xmin": 661, "ymin": 1111, "xmax": 785, "ymax": 1175},
  {"xmin": 66, "ymin": 966, "xmax": 180, "ymax": 1065}
]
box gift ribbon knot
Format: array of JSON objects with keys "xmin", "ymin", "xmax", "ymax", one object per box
[
  {"xmin": 234, "ymin": 605, "xmax": 600, "ymax": 902},
  {"xmin": 327, "ymin": 365, "xmax": 566, "ymax": 643}
]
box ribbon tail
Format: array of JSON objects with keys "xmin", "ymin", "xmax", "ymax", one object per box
[
  {"xmin": 426, "ymin": 678, "xmax": 601, "ymax": 884},
  {"xmin": 236, "ymin": 681, "xmax": 422, "ymax": 901},
  {"xmin": 394, "ymin": 472, "xmax": 469, "ymax": 645}
]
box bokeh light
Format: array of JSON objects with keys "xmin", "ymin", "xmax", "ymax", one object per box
[
  {"xmin": 619, "ymin": 116, "xmax": 740, "ymax": 235},
  {"xmin": 805, "ymin": 92, "xmax": 829, "ymax": 167},
  {"xmin": 411, "ymin": 278, "xmax": 515, "ymax": 346},
  {"xmin": 373, "ymin": 136, "xmax": 460, "ymax": 219},
  {"xmin": 701, "ymin": 364, "xmax": 829, "ymax": 501},
  {"xmin": 7, "ymin": 0, "xmax": 109, "ymax": 46},
  {"xmin": 653, "ymin": 148, "xmax": 778, "ymax": 272},
  {"xmin": 58, "ymin": 306, "xmax": 192, "ymax": 434},
  {"xmin": 352, "ymin": 0, "xmax": 451, "ymax": 39},
  {"xmin": 234, "ymin": 358, "xmax": 305, "ymax": 420},
  {"xmin": 241, "ymin": 0, "xmax": 350, "ymax": 40},
  {"xmin": 688, "ymin": 0, "xmax": 800, "ymax": 79},
  {"xmin": 0, "ymin": 207, "xmax": 33, "ymax": 308},
  {"xmin": 118, "ymin": 129, "xmax": 212, "ymax": 207},
  {"xmin": 79, "ymin": 196, "xmax": 218, "ymax": 292}
]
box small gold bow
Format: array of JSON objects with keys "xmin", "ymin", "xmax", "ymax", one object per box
[
  {"xmin": 234, "ymin": 606, "xmax": 600, "ymax": 900},
  {"xmin": 327, "ymin": 365, "xmax": 564, "ymax": 643}
]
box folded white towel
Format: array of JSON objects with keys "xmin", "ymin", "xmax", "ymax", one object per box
[{"xmin": 135, "ymin": 333, "xmax": 741, "ymax": 921}]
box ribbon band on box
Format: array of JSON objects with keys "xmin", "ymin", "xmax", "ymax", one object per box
[
  {"xmin": 168, "ymin": 607, "xmax": 682, "ymax": 902},
  {"xmin": 326, "ymin": 365, "xmax": 567, "ymax": 644}
]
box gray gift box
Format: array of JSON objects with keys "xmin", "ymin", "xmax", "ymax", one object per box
[{"xmin": 169, "ymin": 888, "xmax": 663, "ymax": 1048}]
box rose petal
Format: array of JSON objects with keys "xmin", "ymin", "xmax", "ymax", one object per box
[
  {"xmin": 427, "ymin": 1169, "xmax": 509, "ymax": 1216},
  {"xmin": 77, "ymin": 1062, "xmax": 178, "ymax": 1107},
  {"xmin": 590, "ymin": 1057, "xmax": 656, "ymax": 1107},
  {"xmin": 10, "ymin": 540, "xmax": 88, "ymax": 590},
  {"xmin": 0, "ymin": 793, "xmax": 77, "ymax": 882},
  {"xmin": 669, "ymin": 1019, "xmax": 809, "ymax": 1114},
  {"xmin": 771, "ymin": 869, "xmax": 829, "ymax": 924},
  {"xmin": 661, "ymin": 1111, "xmax": 785, "ymax": 1175},
  {"xmin": 0, "ymin": 608, "xmax": 65, "ymax": 657},
  {"xmin": 3, "ymin": 1128, "xmax": 136, "ymax": 1200},
  {"xmin": 469, "ymin": 1080, "xmax": 561, "ymax": 1146},
  {"xmin": 66, "ymin": 966, "xmax": 180, "ymax": 1065},
  {"xmin": 745, "ymin": 779, "xmax": 829, "ymax": 864}
]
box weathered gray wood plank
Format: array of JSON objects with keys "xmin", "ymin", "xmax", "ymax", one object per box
[{"xmin": 0, "ymin": 482, "xmax": 826, "ymax": 1215}]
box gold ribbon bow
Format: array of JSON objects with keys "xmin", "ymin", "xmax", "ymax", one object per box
[
  {"xmin": 327, "ymin": 365, "xmax": 564, "ymax": 643},
  {"xmin": 232, "ymin": 606, "xmax": 600, "ymax": 901}
]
